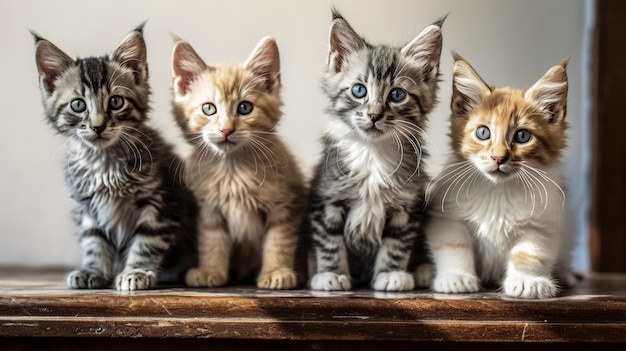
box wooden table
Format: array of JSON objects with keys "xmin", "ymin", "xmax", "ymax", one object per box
[{"xmin": 1, "ymin": 268, "xmax": 625, "ymax": 350}]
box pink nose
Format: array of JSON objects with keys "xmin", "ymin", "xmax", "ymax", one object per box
[
  {"xmin": 221, "ymin": 129, "xmax": 234, "ymax": 137},
  {"xmin": 493, "ymin": 156, "xmax": 508, "ymax": 165}
]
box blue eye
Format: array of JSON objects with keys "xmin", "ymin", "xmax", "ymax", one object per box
[
  {"xmin": 109, "ymin": 95, "xmax": 124, "ymax": 110},
  {"xmin": 351, "ymin": 83, "xmax": 367, "ymax": 98},
  {"xmin": 70, "ymin": 98, "xmax": 86, "ymax": 113},
  {"xmin": 202, "ymin": 103, "xmax": 217, "ymax": 116},
  {"xmin": 237, "ymin": 101, "xmax": 253, "ymax": 115},
  {"xmin": 389, "ymin": 88, "xmax": 406, "ymax": 102},
  {"xmin": 476, "ymin": 126, "xmax": 491, "ymax": 140},
  {"xmin": 514, "ymin": 129, "xmax": 532, "ymax": 143}
]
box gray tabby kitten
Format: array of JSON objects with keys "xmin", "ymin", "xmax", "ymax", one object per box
[
  {"xmin": 32, "ymin": 24, "xmax": 197, "ymax": 291},
  {"xmin": 308, "ymin": 11, "xmax": 444, "ymax": 291}
]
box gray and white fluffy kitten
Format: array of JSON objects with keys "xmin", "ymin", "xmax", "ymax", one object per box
[
  {"xmin": 307, "ymin": 11, "xmax": 444, "ymax": 291},
  {"xmin": 32, "ymin": 24, "xmax": 197, "ymax": 291}
]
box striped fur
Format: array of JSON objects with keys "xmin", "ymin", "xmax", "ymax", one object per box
[
  {"xmin": 425, "ymin": 56, "xmax": 576, "ymax": 299},
  {"xmin": 33, "ymin": 24, "xmax": 198, "ymax": 291},
  {"xmin": 307, "ymin": 10, "xmax": 444, "ymax": 291}
]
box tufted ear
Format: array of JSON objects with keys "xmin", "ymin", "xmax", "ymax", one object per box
[
  {"xmin": 244, "ymin": 36, "xmax": 281, "ymax": 93},
  {"xmin": 327, "ymin": 9, "xmax": 365, "ymax": 73},
  {"xmin": 171, "ymin": 39, "xmax": 207, "ymax": 96},
  {"xmin": 525, "ymin": 57, "xmax": 569, "ymax": 122},
  {"xmin": 111, "ymin": 22, "xmax": 148, "ymax": 84},
  {"xmin": 451, "ymin": 54, "xmax": 492, "ymax": 117},
  {"xmin": 32, "ymin": 32, "xmax": 73, "ymax": 95},
  {"xmin": 401, "ymin": 15, "xmax": 446, "ymax": 82}
]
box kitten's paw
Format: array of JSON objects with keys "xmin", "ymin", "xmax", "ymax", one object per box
[
  {"xmin": 257, "ymin": 268, "xmax": 298, "ymax": 290},
  {"xmin": 433, "ymin": 273, "xmax": 480, "ymax": 294},
  {"xmin": 310, "ymin": 272, "xmax": 351, "ymax": 291},
  {"xmin": 372, "ymin": 271, "xmax": 415, "ymax": 291},
  {"xmin": 115, "ymin": 269, "xmax": 157, "ymax": 291},
  {"xmin": 185, "ymin": 268, "xmax": 227, "ymax": 288},
  {"xmin": 66, "ymin": 269, "xmax": 109, "ymax": 289},
  {"xmin": 503, "ymin": 274, "xmax": 558, "ymax": 299},
  {"xmin": 414, "ymin": 263, "xmax": 434, "ymax": 288}
]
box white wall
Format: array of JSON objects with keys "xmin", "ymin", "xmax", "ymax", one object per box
[{"xmin": 0, "ymin": 0, "xmax": 590, "ymax": 270}]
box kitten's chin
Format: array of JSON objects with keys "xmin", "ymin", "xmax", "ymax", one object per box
[
  {"xmin": 483, "ymin": 169, "xmax": 517, "ymax": 184},
  {"xmin": 81, "ymin": 135, "xmax": 118, "ymax": 150}
]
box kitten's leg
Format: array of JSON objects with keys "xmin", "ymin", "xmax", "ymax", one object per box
[
  {"xmin": 257, "ymin": 220, "xmax": 299, "ymax": 290},
  {"xmin": 503, "ymin": 229, "xmax": 559, "ymax": 299},
  {"xmin": 371, "ymin": 209, "xmax": 416, "ymax": 291},
  {"xmin": 185, "ymin": 206, "xmax": 231, "ymax": 288},
  {"xmin": 309, "ymin": 202, "xmax": 351, "ymax": 291},
  {"xmin": 426, "ymin": 218, "xmax": 480, "ymax": 293},
  {"xmin": 67, "ymin": 214, "xmax": 114, "ymax": 289},
  {"xmin": 117, "ymin": 205, "xmax": 183, "ymax": 290}
]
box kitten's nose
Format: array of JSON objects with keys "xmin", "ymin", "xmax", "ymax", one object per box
[
  {"xmin": 91, "ymin": 125, "xmax": 106, "ymax": 135},
  {"xmin": 369, "ymin": 114, "xmax": 383, "ymax": 123},
  {"xmin": 221, "ymin": 129, "xmax": 234, "ymax": 137},
  {"xmin": 493, "ymin": 156, "xmax": 508, "ymax": 165}
]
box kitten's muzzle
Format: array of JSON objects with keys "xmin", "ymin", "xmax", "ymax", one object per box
[{"xmin": 91, "ymin": 125, "xmax": 106, "ymax": 135}]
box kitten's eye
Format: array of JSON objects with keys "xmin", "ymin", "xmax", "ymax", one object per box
[
  {"xmin": 237, "ymin": 101, "xmax": 254, "ymax": 115},
  {"xmin": 70, "ymin": 98, "xmax": 86, "ymax": 113},
  {"xmin": 476, "ymin": 126, "xmax": 491, "ymax": 140},
  {"xmin": 514, "ymin": 129, "xmax": 532, "ymax": 143},
  {"xmin": 202, "ymin": 103, "xmax": 217, "ymax": 116},
  {"xmin": 351, "ymin": 84, "xmax": 367, "ymax": 98},
  {"xmin": 388, "ymin": 88, "xmax": 406, "ymax": 102},
  {"xmin": 108, "ymin": 95, "xmax": 124, "ymax": 110}
]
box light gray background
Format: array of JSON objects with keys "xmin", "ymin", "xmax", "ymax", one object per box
[{"xmin": 0, "ymin": 0, "xmax": 591, "ymax": 271}]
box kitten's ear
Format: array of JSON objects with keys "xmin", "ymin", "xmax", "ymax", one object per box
[
  {"xmin": 111, "ymin": 23, "xmax": 148, "ymax": 84},
  {"xmin": 244, "ymin": 36, "xmax": 280, "ymax": 93},
  {"xmin": 525, "ymin": 57, "xmax": 569, "ymax": 122},
  {"xmin": 171, "ymin": 39, "xmax": 207, "ymax": 96},
  {"xmin": 401, "ymin": 15, "xmax": 446, "ymax": 82},
  {"xmin": 327, "ymin": 9, "xmax": 365, "ymax": 73},
  {"xmin": 451, "ymin": 55, "xmax": 491, "ymax": 117},
  {"xmin": 32, "ymin": 32, "xmax": 73, "ymax": 95}
]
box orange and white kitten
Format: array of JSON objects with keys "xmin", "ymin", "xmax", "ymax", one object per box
[
  {"xmin": 425, "ymin": 56, "xmax": 576, "ymax": 298},
  {"xmin": 171, "ymin": 37, "xmax": 307, "ymax": 289}
]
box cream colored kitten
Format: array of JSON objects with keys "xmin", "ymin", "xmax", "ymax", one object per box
[
  {"xmin": 171, "ymin": 37, "xmax": 307, "ymax": 289},
  {"xmin": 425, "ymin": 55, "xmax": 576, "ymax": 299}
]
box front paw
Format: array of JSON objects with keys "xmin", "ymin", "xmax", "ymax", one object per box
[
  {"xmin": 115, "ymin": 269, "xmax": 157, "ymax": 291},
  {"xmin": 67, "ymin": 269, "xmax": 110, "ymax": 289},
  {"xmin": 372, "ymin": 271, "xmax": 414, "ymax": 291},
  {"xmin": 257, "ymin": 268, "xmax": 298, "ymax": 290},
  {"xmin": 185, "ymin": 268, "xmax": 227, "ymax": 287},
  {"xmin": 310, "ymin": 272, "xmax": 351, "ymax": 291},
  {"xmin": 503, "ymin": 274, "xmax": 558, "ymax": 299},
  {"xmin": 432, "ymin": 273, "xmax": 480, "ymax": 293}
]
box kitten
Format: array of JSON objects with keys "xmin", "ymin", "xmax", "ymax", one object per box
[
  {"xmin": 33, "ymin": 24, "xmax": 198, "ymax": 291},
  {"xmin": 171, "ymin": 36, "xmax": 307, "ymax": 289},
  {"xmin": 425, "ymin": 55, "xmax": 576, "ymax": 299},
  {"xmin": 307, "ymin": 10, "xmax": 444, "ymax": 291}
]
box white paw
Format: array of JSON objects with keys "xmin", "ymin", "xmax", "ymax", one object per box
[
  {"xmin": 185, "ymin": 268, "xmax": 227, "ymax": 287},
  {"xmin": 67, "ymin": 269, "xmax": 109, "ymax": 289},
  {"xmin": 433, "ymin": 273, "xmax": 480, "ymax": 293},
  {"xmin": 414, "ymin": 263, "xmax": 434, "ymax": 288},
  {"xmin": 310, "ymin": 272, "xmax": 351, "ymax": 291},
  {"xmin": 257, "ymin": 268, "xmax": 298, "ymax": 290},
  {"xmin": 115, "ymin": 269, "xmax": 157, "ymax": 291},
  {"xmin": 503, "ymin": 274, "xmax": 558, "ymax": 299},
  {"xmin": 372, "ymin": 271, "xmax": 414, "ymax": 291}
]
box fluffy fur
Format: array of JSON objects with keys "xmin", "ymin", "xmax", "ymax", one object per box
[
  {"xmin": 33, "ymin": 24, "xmax": 198, "ymax": 291},
  {"xmin": 425, "ymin": 55, "xmax": 576, "ymax": 299},
  {"xmin": 171, "ymin": 36, "xmax": 307, "ymax": 289},
  {"xmin": 307, "ymin": 10, "xmax": 445, "ymax": 291}
]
